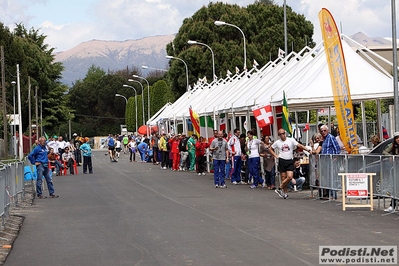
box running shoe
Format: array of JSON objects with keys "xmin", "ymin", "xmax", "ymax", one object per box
[{"xmin": 275, "ymin": 188, "xmax": 284, "ymax": 198}]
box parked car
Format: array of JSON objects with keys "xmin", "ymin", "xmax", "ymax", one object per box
[{"xmin": 358, "ymin": 137, "xmax": 395, "ymax": 195}]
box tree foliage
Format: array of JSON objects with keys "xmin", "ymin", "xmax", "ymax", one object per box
[{"xmin": 166, "ymin": 2, "xmax": 315, "ymax": 96}]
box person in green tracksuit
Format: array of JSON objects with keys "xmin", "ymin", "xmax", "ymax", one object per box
[{"xmin": 187, "ymin": 134, "xmax": 197, "ymax": 171}]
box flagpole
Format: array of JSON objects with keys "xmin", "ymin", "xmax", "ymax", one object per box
[
  {"xmin": 392, "ymin": 0, "xmax": 399, "ymax": 131},
  {"xmin": 284, "ymin": 0, "xmax": 288, "ymax": 56}
]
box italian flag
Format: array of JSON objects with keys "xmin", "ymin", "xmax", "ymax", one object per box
[{"xmin": 200, "ymin": 116, "xmax": 214, "ymax": 138}]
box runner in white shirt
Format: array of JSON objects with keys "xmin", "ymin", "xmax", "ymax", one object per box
[
  {"xmin": 269, "ymin": 128, "xmax": 311, "ymax": 199},
  {"xmin": 246, "ymin": 130, "xmax": 265, "ymax": 189}
]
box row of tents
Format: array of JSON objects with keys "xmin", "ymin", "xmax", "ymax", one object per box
[{"xmin": 147, "ymin": 34, "xmax": 396, "ymax": 141}]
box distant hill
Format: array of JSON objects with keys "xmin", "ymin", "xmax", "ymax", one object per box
[
  {"xmin": 349, "ymin": 32, "xmax": 392, "ymax": 47},
  {"xmin": 54, "ymin": 34, "xmax": 175, "ymax": 86}
]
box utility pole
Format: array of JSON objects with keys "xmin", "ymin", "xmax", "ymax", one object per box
[
  {"xmin": 35, "ymin": 86, "xmax": 39, "ymax": 139},
  {"xmin": 1, "ymin": 46, "xmax": 7, "ymax": 157},
  {"xmin": 28, "ymin": 78, "xmax": 32, "ymax": 149}
]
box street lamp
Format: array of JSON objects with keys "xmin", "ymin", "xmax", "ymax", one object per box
[
  {"xmin": 215, "ymin": 20, "xmax": 247, "ymax": 71},
  {"xmin": 142, "ymin": 65, "xmax": 168, "ymax": 72},
  {"xmin": 166, "ymin": 55, "xmax": 189, "ymax": 92},
  {"xmin": 130, "ymin": 75, "xmax": 150, "ymax": 122},
  {"xmin": 11, "ymin": 81, "xmax": 16, "ymax": 156},
  {"xmin": 122, "ymin": 85, "xmax": 138, "ymax": 132},
  {"xmin": 115, "ymin": 93, "xmax": 127, "ymax": 104},
  {"xmin": 115, "ymin": 93, "xmax": 128, "ymax": 125},
  {"xmin": 127, "ymin": 80, "xmax": 145, "ymax": 128},
  {"xmin": 188, "ymin": 40, "xmax": 216, "ymax": 81}
]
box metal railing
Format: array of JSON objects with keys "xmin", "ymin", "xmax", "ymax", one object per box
[{"xmin": 309, "ymin": 154, "xmax": 399, "ymax": 209}]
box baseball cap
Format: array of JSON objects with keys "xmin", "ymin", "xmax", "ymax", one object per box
[
  {"xmin": 394, "ymin": 132, "xmax": 399, "ymax": 138},
  {"xmin": 72, "ymin": 133, "xmax": 77, "ymax": 137}
]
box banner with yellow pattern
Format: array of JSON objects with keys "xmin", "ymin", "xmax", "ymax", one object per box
[{"xmin": 319, "ymin": 8, "xmax": 358, "ymax": 153}]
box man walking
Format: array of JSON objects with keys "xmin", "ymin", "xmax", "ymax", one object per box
[{"xmin": 28, "ymin": 136, "xmax": 59, "ymax": 199}]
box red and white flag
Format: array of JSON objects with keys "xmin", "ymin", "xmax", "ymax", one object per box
[{"xmin": 252, "ymin": 105, "xmax": 274, "ymax": 127}]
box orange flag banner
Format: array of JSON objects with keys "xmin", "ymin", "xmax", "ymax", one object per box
[{"xmin": 319, "ymin": 8, "xmax": 358, "ymax": 153}]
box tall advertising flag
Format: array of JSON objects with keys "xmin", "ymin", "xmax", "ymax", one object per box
[
  {"xmin": 282, "ymin": 91, "xmax": 292, "ymax": 136},
  {"xmin": 319, "ymin": 8, "xmax": 358, "ymax": 153}
]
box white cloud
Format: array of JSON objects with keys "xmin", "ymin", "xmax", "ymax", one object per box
[{"xmin": 0, "ymin": 0, "xmax": 397, "ymax": 52}]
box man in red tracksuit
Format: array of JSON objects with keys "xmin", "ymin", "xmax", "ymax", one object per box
[{"xmin": 171, "ymin": 134, "xmax": 181, "ymax": 171}]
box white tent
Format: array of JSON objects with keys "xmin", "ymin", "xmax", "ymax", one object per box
[{"xmin": 148, "ymin": 34, "xmax": 395, "ymax": 126}]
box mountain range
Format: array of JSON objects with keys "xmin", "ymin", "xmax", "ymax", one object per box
[
  {"xmin": 54, "ymin": 34, "xmax": 175, "ymax": 86},
  {"xmin": 54, "ymin": 32, "xmax": 391, "ymax": 86}
]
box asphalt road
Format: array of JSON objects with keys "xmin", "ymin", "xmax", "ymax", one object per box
[{"xmin": 4, "ymin": 150, "xmax": 399, "ymax": 266}]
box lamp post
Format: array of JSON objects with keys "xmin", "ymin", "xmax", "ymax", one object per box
[
  {"xmin": 142, "ymin": 65, "xmax": 168, "ymax": 72},
  {"xmin": 214, "ymin": 20, "xmax": 247, "ymax": 71},
  {"xmin": 127, "ymin": 80, "xmax": 145, "ymax": 128},
  {"xmin": 166, "ymin": 55, "xmax": 189, "ymax": 92},
  {"xmin": 188, "ymin": 40, "xmax": 216, "ymax": 81},
  {"xmin": 131, "ymin": 75, "xmax": 150, "ymax": 121},
  {"xmin": 122, "ymin": 85, "xmax": 138, "ymax": 132},
  {"xmin": 11, "ymin": 81, "xmax": 16, "ymax": 156},
  {"xmin": 115, "ymin": 93, "xmax": 128, "ymax": 125}
]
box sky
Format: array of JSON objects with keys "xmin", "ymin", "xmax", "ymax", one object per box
[{"xmin": 0, "ymin": 0, "xmax": 396, "ymax": 52}]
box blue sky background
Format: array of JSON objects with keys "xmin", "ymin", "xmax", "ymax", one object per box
[{"xmin": 0, "ymin": 0, "xmax": 396, "ymax": 52}]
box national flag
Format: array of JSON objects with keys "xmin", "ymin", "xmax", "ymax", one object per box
[
  {"xmin": 219, "ymin": 113, "xmax": 226, "ymax": 131},
  {"xmin": 227, "ymin": 70, "xmax": 232, "ymax": 76},
  {"xmin": 252, "ymin": 105, "xmax": 273, "ymax": 128},
  {"xmin": 199, "ymin": 116, "xmax": 214, "ymax": 138},
  {"xmin": 278, "ymin": 48, "xmax": 285, "ymax": 58},
  {"xmin": 203, "ymin": 76, "xmax": 207, "ymax": 83},
  {"xmin": 303, "ymin": 123, "xmax": 310, "ymax": 132},
  {"xmin": 189, "ymin": 106, "xmax": 200, "ymax": 136},
  {"xmin": 235, "ymin": 66, "xmax": 240, "ymax": 74},
  {"xmin": 213, "ymin": 74, "xmax": 218, "ymax": 81},
  {"xmin": 253, "ymin": 59, "xmax": 259, "ymax": 68},
  {"xmin": 44, "ymin": 131, "xmax": 49, "ymax": 140},
  {"xmin": 282, "ymin": 91, "xmax": 292, "ymax": 136}
]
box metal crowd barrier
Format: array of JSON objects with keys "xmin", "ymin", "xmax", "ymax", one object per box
[
  {"xmin": 309, "ymin": 154, "xmax": 399, "ymax": 209},
  {"xmin": 0, "ymin": 161, "xmax": 27, "ymax": 228}
]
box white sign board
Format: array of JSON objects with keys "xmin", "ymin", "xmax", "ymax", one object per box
[
  {"xmin": 346, "ymin": 173, "xmax": 368, "ymax": 198},
  {"xmin": 7, "ymin": 114, "xmax": 20, "ymax": 126}
]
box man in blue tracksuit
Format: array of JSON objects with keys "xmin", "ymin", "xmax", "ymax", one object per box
[{"xmin": 28, "ymin": 136, "xmax": 59, "ymax": 199}]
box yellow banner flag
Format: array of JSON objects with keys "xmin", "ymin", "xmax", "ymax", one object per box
[{"xmin": 319, "ymin": 8, "xmax": 358, "ymax": 153}]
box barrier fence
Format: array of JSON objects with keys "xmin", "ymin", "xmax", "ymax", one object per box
[
  {"xmin": 309, "ymin": 154, "xmax": 399, "ymax": 209},
  {"xmin": 0, "ymin": 160, "xmax": 28, "ymax": 228}
]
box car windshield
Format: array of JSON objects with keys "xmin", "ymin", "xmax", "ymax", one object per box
[{"xmin": 369, "ymin": 138, "xmax": 392, "ymax": 154}]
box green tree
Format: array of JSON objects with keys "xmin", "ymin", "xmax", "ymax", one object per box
[{"xmin": 166, "ymin": 2, "xmax": 314, "ymax": 96}]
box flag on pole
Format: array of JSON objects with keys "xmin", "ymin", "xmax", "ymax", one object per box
[
  {"xmin": 278, "ymin": 48, "xmax": 285, "ymax": 58},
  {"xmin": 219, "ymin": 113, "xmax": 226, "ymax": 131},
  {"xmin": 235, "ymin": 66, "xmax": 240, "ymax": 74},
  {"xmin": 252, "ymin": 105, "xmax": 273, "ymax": 127},
  {"xmin": 253, "ymin": 59, "xmax": 259, "ymax": 69},
  {"xmin": 214, "ymin": 74, "xmax": 218, "ymax": 80},
  {"xmin": 203, "ymin": 76, "xmax": 207, "ymax": 83},
  {"xmin": 44, "ymin": 131, "xmax": 49, "ymax": 140},
  {"xmin": 189, "ymin": 106, "xmax": 200, "ymax": 136},
  {"xmin": 282, "ymin": 91, "xmax": 292, "ymax": 136},
  {"xmin": 199, "ymin": 116, "xmax": 214, "ymax": 137},
  {"xmin": 226, "ymin": 70, "xmax": 232, "ymax": 76}
]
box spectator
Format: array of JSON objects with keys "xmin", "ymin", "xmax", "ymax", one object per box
[
  {"xmin": 259, "ymin": 135, "xmax": 276, "ymax": 189},
  {"xmin": 179, "ymin": 133, "xmax": 189, "ymax": 171},
  {"xmin": 137, "ymin": 140, "xmax": 149, "ymax": 162},
  {"xmin": 246, "ymin": 131, "xmax": 264, "ymax": 189},
  {"xmin": 28, "ymin": 136, "xmax": 59, "ymax": 199},
  {"xmin": 369, "ymin": 135, "xmax": 381, "ymax": 148},
  {"xmin": 187, "ymin": 134, "xmax": 197, "ymax": 171},
  {"xmin": 80, "ymin": 137, "xmax": 93, "ymax": 174},
  {"xmin": 209, "ymin": 131, "xmax": 229, "ymax": 188},
  {"xmin": 289, "ymin": 158, "xmax": 306, "ymax": 191},
  {"xmin": 171, "ymin": 134, "xmax": 181, "ymax": 171},
  {"xmin": 128, "ymin": 137, "xmax": 137, "ymax": 162},
  {"xmin": 48, "ymin": 148, "xmax": 64, "ymax": 176},
  {"xmin": 158, "ymin": 133, "xmax": 168, "ymax": 169},
  {"xmin": 228, "ymin": 128, "xmax": 243, "ymax": 185},
  {"xmin": 195, "ymin": 136, "xmax": 209, "ymax": 175},
  {"xmin": 151, "ymin": 133, "xmax": 159, "ymax": 165},
  {"xmin": 62, "ymin": 146, "xmax": 75, "ymax": 175},
  {"xmin": 320, "ymin": 124, "xmax": 341, "ymax": 200}
]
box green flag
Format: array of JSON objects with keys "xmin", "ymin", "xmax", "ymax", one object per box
[
  {"xmin": 199, "ymin": 116, "xmax": 214, "ymax": 138},
  {"xmin": 282, "ymin": 91, "xmax": 292, "ymax": 136}
]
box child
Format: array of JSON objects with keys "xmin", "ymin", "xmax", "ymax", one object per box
[{"xmin": 80, "ymin": 137, "xmax": 93, "ymax": 174}]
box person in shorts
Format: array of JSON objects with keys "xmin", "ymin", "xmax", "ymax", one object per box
[
  {"xmin": 269, "ymin": 128, "xmax": 311, "ymax": 199},
  {"xmin": 107, "ymin": 134, "xmax": 116, "ymax": 162}
]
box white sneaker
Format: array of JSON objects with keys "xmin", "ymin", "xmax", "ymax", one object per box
[
  {"xmin": 384, "ymin": 206, "xmax": 394, "ymax": 213},
  {"xmin": 202, "ymin": 173, "xmax": 206, "ymax": 176},
  {"xmin": 198, "ymin": 173, "xmax": 201, "ymax": 176},
  {"xmin": 294, "ymin": 185, "xmax": 298, "ymax": 192},
  {"xmin": 219, "ymin": 185, "xmax": 227, "ymax": 189},
  {"xmin": 232, "ymin": 181, "xmax": 238, "ymax": 185}
]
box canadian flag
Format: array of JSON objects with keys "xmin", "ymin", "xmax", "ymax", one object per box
[{"xmin": 252, "ymin": 105, "xmax": 274, "ymax": 127}]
